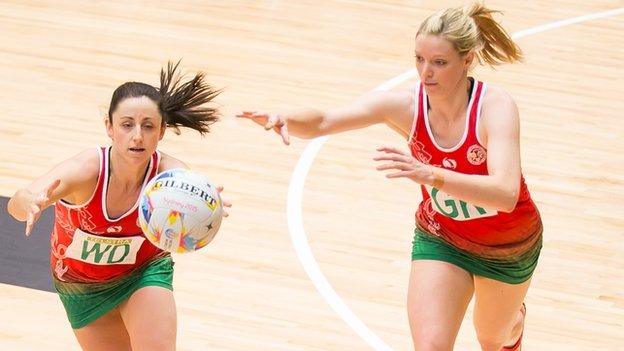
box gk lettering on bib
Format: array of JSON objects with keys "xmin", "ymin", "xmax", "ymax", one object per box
[
  {"xmin": 65, "ymin": 229, "xmax": 145, "ymax": 265},
  {"xmin": 424, "ymin": 185, "xmax": 497, "ymax": 221}
]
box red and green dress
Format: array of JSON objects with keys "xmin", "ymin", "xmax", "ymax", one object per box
[
  {"xmin": 51, "ymin": 146, "xmax": 173, "ymax": 328},
  {"xmin": 408, "ymin": 79, "xmax": 542, "ymax": 284}
]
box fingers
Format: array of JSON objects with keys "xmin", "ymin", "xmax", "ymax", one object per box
[
  {"xmin": 236, "ymin": 111, "xmax": 269, "ymax": 126},
  {"xmin": 222, "ymin": 199, "xmax": 232, "ymax": 217},
  {"xmin": 25, "ymin": 183, "xmax": 52, "ymax": 236},
  {"xmin": 384, "ymin": 171, "xmax": 412, "ymax": 179},
  {"xmin": 264, "ymin": 114, "xmax": 282, "ymax": 130},
  {"xmin": 45, "ymin": 179, "xmax": 61, "ymax": 197},
  {"xmin": 236, "ymin": 111, "xmax": 258, "ymax": 119},
  {"xmin": 374, "ymin": 146, "xmax": 426, "ymax": 182},
  {"xmin": 25, "ymin": 204, "xmax": 41, "ymax": 236},
  {"xmin": 215, "ymin": 185, "xmax": 231, "ymax": 217},
  {"xmin": 373, "ymin": 153, "xmax": 411, "ymax": 162},
  {"xmin": 238, "ymin": 112, "xmax": 290, "ymax": 144},
  {"xmin": 265, "ymin": 115, "xmax": 290, "ymax": 145},
  {"xmin": 264, "ymin": 115, "xmax": 275, "ymax": 130},
  {"xmin": 279, "ymin": 123, "xmax": 290, "ymax": 145},
  {"xmin": 374, "ymin": 145, "xmax": 414, "ymax": 171},
  {"xmin": 375, "ymin": 162, "xmax": 410, "ymax": 171},
  {"xmin": 25, "ymin": 212, "xmax": 33, "ymax": 236},
  {"xmin": 376, "ymin": 146, "xmax": 406, "ymax": 155},
  {"xmin": 265, "ymin": 114, "xmax": 289, "ymax": 131},
  {"xmin": 37, "ymin": 179, "xmax": 61, "ymax": 206}
]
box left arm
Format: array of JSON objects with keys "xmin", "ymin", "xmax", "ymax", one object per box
[{"xmin": 375, "ymin": 87, "xmax": 521, "ymax": 213}]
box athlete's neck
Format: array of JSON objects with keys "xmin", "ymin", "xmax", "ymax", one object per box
[
  {"xmin": 108, "ymin": 147, "xmax": 150, "ymax": 190},
  {"xmin": 427, "ymin": 77, "xmax": 472, "ymax": 124}
]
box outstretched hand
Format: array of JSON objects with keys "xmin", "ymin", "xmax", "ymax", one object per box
[
  {"xmin": 216, "ymin": 185, "xmax": 232, "ymax": 217},
  {"xmin": 373, "ymin": 146, "xmax": 431, "ymax": 184},
  {"xmin": 25, "ymin": 179, "xmax": 61, "ymax": 236},
  {"xmin": 237, "ymin": 111, "xmax": 290, "ymax": 145}
]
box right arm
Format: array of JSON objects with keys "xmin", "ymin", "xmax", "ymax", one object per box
[
  {"xmin": 7, "ymin": 149, "xmax": 99, "ymax": 235},
  {"xmin": 238, "ymin": 89, "xmax": 415, "ymax": 143}
]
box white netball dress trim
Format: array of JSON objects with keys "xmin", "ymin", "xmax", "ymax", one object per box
[
  {"xmin": 407, "ymin": 83, "xmax": 420, "ymax": 144},
  {"xmin": 101, "ymin": 147, "xmax": 154, "ymax": 222},
  {"xmin": 423, "ymin": 81, "xmax": 478, "ymax": 152},
  {"xmin": 474, "ymin": 82, "xmax": 488, "ymax": 147}
]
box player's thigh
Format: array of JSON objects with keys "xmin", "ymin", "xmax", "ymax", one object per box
[
  {"xmin": 119, "ymin": 286, "xmax": 177, "ymax": 351},
  {"xmin": 73, "ymin": 307, "xmax": 132, "ymax": 351},
  {"xmin": 472, "ymin": 275, "xmax": 531, "ymax": 345},
  {"xmin": 407, "ymin": 259, "xmax": 474, "ymax": 351}
]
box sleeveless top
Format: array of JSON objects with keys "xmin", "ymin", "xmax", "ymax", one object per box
[
  {"xmin": 408, "ymin": 79, "xmax": 542, "ymax": 258},
  {"xmin": 51, "ymin": 146, "xmax": 167, "ymax": 283}
]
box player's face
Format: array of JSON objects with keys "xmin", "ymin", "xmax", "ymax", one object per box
[
  {"xmin": 106, "ymin": 96, "xmax": 165, "ymax": 162},
  {"xmin": 414, "ymin": 34, "xmax": 473, "ymax": 97}
]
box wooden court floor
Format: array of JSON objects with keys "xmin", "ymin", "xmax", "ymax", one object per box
[{"xmin": 0, "ymin": 1, "xmax": 622, "ymax": 350}]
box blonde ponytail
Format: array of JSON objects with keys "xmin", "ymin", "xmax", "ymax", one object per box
[
  {"xmin": 468, "ymin": 3, "xmax": 522, "ymax": 66},
  {"xmin": 416, "ymin": 2, "xmax": 522, "ymax": 67}
]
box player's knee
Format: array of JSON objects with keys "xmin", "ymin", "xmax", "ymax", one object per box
[
  {"xmin": 411, "ymin": 326, "xmax": 454, "ymax": 351},
  {"xmin": 128, "ymin": 318, "xmax": 176, "ymax": 351},
  {"xmin": 131, "ymin": 330, "xmax": 176, "ymax": 351},
  {"xmin": 475, "ymin": 334, "xmax": 505, "ymax": 351}
]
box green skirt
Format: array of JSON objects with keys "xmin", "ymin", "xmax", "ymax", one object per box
[
  {"xmin": 54, "ymin": 256, "xmax": 174, "ymax": 329},
  {"xmin": 411, "ymin": 228, "xmax": 541, "ymax": 284}
]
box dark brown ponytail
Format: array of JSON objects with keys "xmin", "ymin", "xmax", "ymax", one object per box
[
  {"xmin": 158, "ymin": 60, "xmax": 220, "ymax": 135},
  {"xmin": 108, "ymin": 60, "xmax": 221, "ymax": 135}
]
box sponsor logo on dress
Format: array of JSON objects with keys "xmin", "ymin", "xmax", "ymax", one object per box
[
  {"xmin": 106, "ymin": 226, "xmax": 122, "ymax": 233},
  {"xmin": 65, "ymin": 229, "xmax": 145, "ymax": 265},
  {"xmin": 467, "ymin": 144, "xmax": 486, "ymax": 165},
  {"xmin": 409, "ymin": 140, "xmax": 432, "ymax": 165},
  {"xmin": 442, "ymin": 157, "xmax": 457, "ymax": 169}
]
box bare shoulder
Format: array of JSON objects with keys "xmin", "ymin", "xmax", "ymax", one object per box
[
  {"xmin": 158, "ymin": 151, "xmax": 189, "ymax": 172},
  {"xmin": 478, "ymin": 85, "xmax": 520, "ymax": 145},
  {"xmin": 26, "ymin": 147, "xmax": 100, "ymax": 202},
  {"xmin": 47, "ymin": 148, "xmax": 100, "ymax": 185},
  {"xmin": 67, "ymin": 148, "xmax": 101, "ymax": 201},
  {"xmin": 70, "ymin": 148, "xmax": 100, "ymax": 179},
  {"xmin": 481, "ymin": 84, "xmax": 519, "ymax": 125},
  {"xmin": 482, "ymin": 85, "xmax": 518, "ymax": 115}
]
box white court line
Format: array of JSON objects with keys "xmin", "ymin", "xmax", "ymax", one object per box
[{"xmin": 286, "ymin": 8, "xmax": 624, "ymax": 351}]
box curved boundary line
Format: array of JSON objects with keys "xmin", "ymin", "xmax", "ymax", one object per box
[{"xmin": 286, "ymin": 8, "xmax": 624, "ymax": 351}]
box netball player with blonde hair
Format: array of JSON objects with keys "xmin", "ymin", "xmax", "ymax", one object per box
[
  {"xmin": 239, "ymin": 4, "xmax": 541, "ymax": 350},
  {"xmin": 8, "ymin": 61, "xmax": 231, "ymax": 351}
]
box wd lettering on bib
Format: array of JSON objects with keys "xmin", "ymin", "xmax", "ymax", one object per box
[
  {"xmin": 65, "ymin": 229, "xmax": 145, "ymax": 265},
  {"xmin": 425, "ymin": 185, "xmax": 497, "ymax": 221}
]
